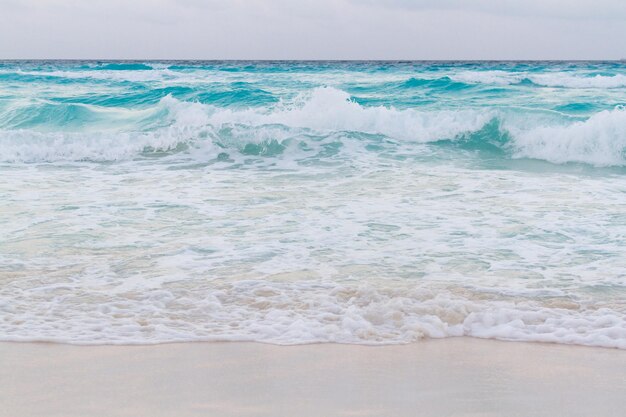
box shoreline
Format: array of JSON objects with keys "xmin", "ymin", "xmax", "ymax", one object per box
[
  {"xmin": 1, "ymin": 335, "xmax": 626, "ymax": 349},
  {"xmin": 2, "ymin": 338, "xmax": 625, "ymax": 417}
]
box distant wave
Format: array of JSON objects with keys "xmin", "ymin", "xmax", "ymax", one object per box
[
  {"xmin": 0, "ymin": 68, "xmax": 179, "ymax": 83},
  {"xmin": 95, "ymin": 63, "xmax": 154, "ymax": 71},
  {"xmin": 450, "ymin": 71, "xmax": 626, "ymax": 88},
  {"xmin": 3, "ymin": 64, "xmax": 625, "ymax": 88},
  {"xmin": 402, "ymin": 76, "xmax": 473, "ymax": 91}
]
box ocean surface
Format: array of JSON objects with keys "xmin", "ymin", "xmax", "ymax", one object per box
[{"xmin": 0, "ymin": 61, "xmax": 625, "ymax": 348}]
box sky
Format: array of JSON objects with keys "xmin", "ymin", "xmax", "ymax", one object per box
[{"xmin": 1, "ymin": 0, "xmax": 625, "ymax": 60}]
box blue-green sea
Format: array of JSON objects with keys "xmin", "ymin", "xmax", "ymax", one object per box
[{"xmin": 0, "ymin": 61, "xmax": 625, "ymax": 347}]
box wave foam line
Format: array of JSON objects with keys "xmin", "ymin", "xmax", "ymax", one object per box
[
  {"xmin": 450, "ymin": 71, "xmax": 626, "ymax": 88},
  {"xmin": 1, "ymin": 282, "xmax": 624, "ymax": 348},
  {"xmin": 0, "ymin": 88, "xmax": 624, "ymax": 166}
]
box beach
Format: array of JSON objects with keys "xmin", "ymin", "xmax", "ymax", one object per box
[
  {"xmin": 1, "ymin": 61, "xmax": 626, "ymax": 416},
  {"xmin": 2, "ymin": 0, "xmax": 626, "ymax": 414},
  {"xmin": 2, "ymin": 338, "xmax": 625, "ymax": 417}
]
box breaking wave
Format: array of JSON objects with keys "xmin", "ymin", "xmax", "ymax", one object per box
[{"xmin": 1, "ymin": 88, "xmax": 624, "ymax": 166}]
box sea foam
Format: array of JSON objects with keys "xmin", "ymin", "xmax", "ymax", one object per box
[
  {"xmin": 1, "ymin": 88, "xmax": 624, "ymax": 166},
  {"xmin": 1, "ymin": 61, "xmax": 625, "ymax": 349},
  {"xmin": 1, "ymin": 279, "xmax": 624, "ymax": 348},
  {"xmin": 450, "ymin": 71, "xmax": 626, "ymax": 88}
]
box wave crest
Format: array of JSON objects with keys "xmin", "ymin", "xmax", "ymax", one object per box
[
  {"xmin": 450, "ymin": 71, "xmax": 626, "ymax": 88},
  {"xmin": 1, "ymin": 88, "xmax": 625, "ymax": 167},
  {"xmin": 507, "ymin": 107, "xmax": 626, "ymax": 166}
]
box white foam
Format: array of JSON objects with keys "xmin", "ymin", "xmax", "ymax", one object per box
[
  {"xmin": 0, "ymin": 90, "xmax": 622, "ymax": 168},
  {"xmin": 6, "ymin": 68, "xmax": 182, "ymax": 83},
  {"xmin": 0, "ymin": 128, "xmax": 191, "ymax": 162},
  {"xmin": 5, "ymin": 66, "xmax": 626, "ymax": 90},
  {"xmin": 530, "ymin": 73, "xmax": 626, "ymax": 88},
  {"xmin": 0, "ymin": 97, "xmax": 209, "ymax": 162},
  {"xmin": 450, "ymin": 70, "xmax": 525, "ymax": 85},
  {"xmin": 205, "ymin": 87, "xmax": 492, "ymax": 141},
  {"xmin": 450, "ymin": 71, "xmax": 626, "ymax": 88},
  {"xmin": 507, "ymin": 107, "xmax": 626, "ymax": 166},
  {"xmin": 1, "ymin": 157, "xmax": 625, "ymax": 348},
  {"xmin": 0, "ymin": 89, "xmax": 492, "ymax": 162},
  {"xmin": 2, "ymin": 90, "xmax": 625, "ymax": 167},
  {"xmin": 1, "ymin": 279, "xmax": 624, "ymax": 348}
]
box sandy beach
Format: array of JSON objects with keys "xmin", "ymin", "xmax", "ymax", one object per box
[
  {"xmin": 1, "ymin": 338, "xmax": 625, "ymax": 417},
  {"xmin": 3, "ymin": 2, "xmax": 626, "ymax": 416}
]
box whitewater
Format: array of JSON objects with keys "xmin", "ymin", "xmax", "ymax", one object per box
[{"xmin": 0, "ymin": 61, "xmax": 625, "ymax": 348}]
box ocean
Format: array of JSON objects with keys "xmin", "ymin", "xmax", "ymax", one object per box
[{"xmin": 0, "ymin": 61, "xmax": 624, "ymax": 348}]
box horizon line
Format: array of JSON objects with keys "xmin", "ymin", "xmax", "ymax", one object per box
[{"xmin": 1, "ymin": 58, "xmax": 625, "ymax": 62}]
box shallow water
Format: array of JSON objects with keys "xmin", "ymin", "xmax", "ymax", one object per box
[{"xmin": 0, "ymin": 61, "xmax": 625, "ymax": 347}]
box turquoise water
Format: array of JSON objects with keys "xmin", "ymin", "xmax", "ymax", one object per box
[{"xmin": 0, "ymin": 61, "xmax": 625, "ymax": 347}]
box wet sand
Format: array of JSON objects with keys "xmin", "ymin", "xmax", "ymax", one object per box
[{"xmin": 1, "ymin": 338, "xmax": 625, "ymax": 417}]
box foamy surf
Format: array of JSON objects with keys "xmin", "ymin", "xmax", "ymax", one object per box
[
  {"xmin": 1, "ymin": 89, "xmax": 624, "ymax": 166},
  {"xmin": 1, "ymin": 61, "xmax": 625, "ymax": 349},
  {"xmin": 1, "ymin": 280, "xmax": 625, "ymax": 348}
]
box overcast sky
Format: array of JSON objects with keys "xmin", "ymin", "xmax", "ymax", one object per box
[{"xmin": 1, "ymin": 0, "xmax": 625, "ymax": 60}]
